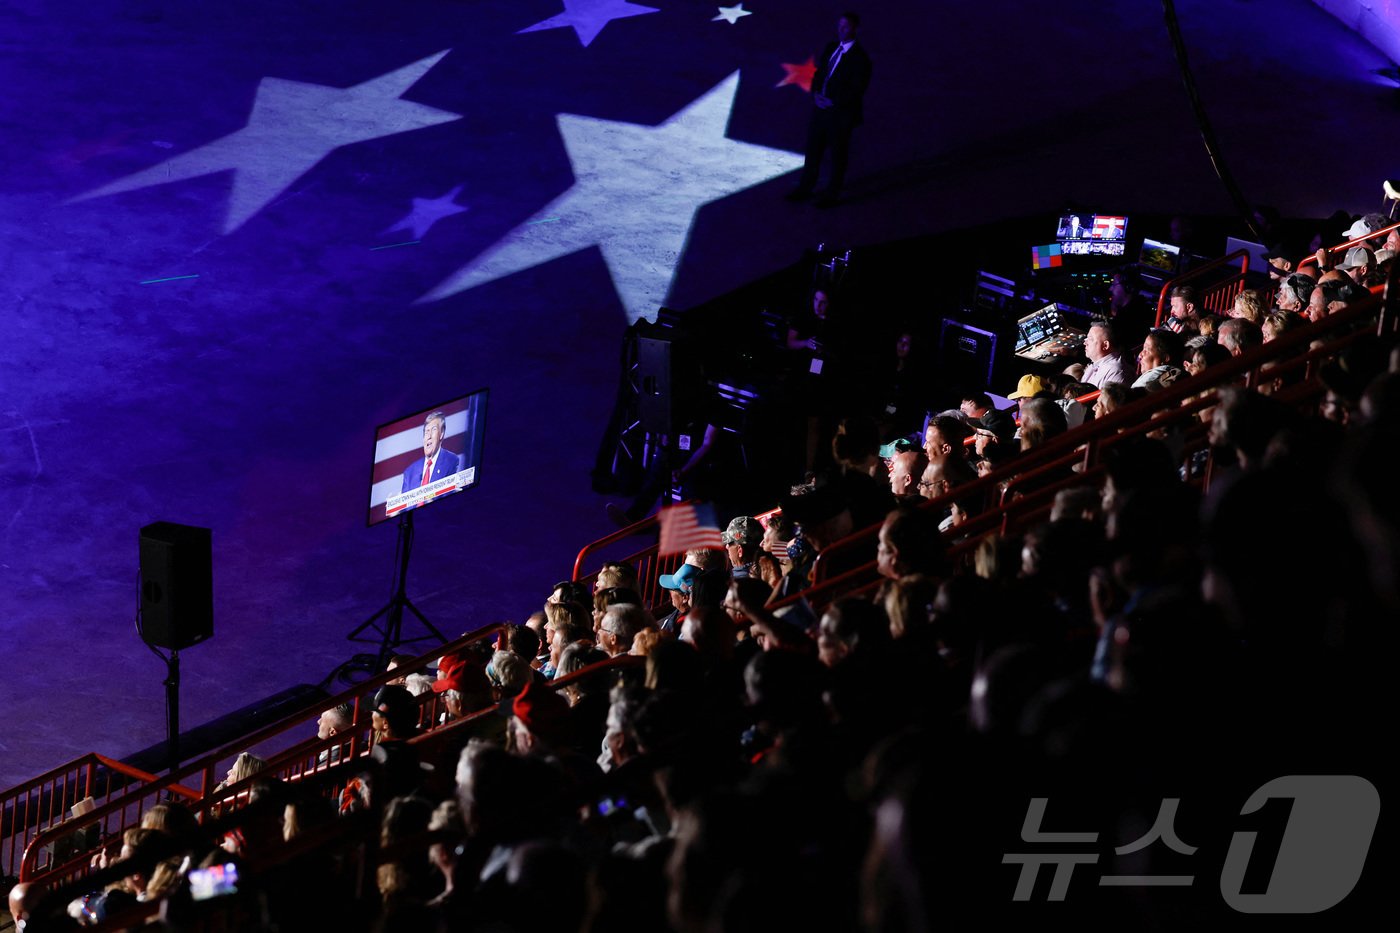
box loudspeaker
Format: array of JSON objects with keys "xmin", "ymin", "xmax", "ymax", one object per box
[
  {"xmin": 939, "ymin": 317, "xmax": 1000, "ymax": 391},
  {"xmin": 637, "ymin": 336, "xmax": 673, "ymax": 435},
  {"xmin": 139, "ymin": 521, "xmax": 213, "ymax": 650}
]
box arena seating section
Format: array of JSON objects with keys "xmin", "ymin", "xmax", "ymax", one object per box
[{"xmin": 3, "ymin": 220, "xmax": 1395, "ymax": 931}]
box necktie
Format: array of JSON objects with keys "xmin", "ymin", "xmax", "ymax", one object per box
[
  {"xmin": 422, "ymin": 456, "xmax": 433, "ymax": 486},
  {"xmin": 822, "ymin": 45, "xmax": 844, "ymax": 95}
]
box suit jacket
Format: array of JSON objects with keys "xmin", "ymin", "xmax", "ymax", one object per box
[
  {"xmin": 814, "ymin": 40, "xmax": 872, "ymax": 126},
  {"xmin": 401, "ymin": 448, "xmax": 462, "ymax": 492}
]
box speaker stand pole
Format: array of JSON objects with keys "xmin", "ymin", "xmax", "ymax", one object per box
[
  {"xmin": 346, "ymin": 512, "xmax": 448, "ymax": 670},
  {"xmin": 163, "ymin": 650, "xmax": 180, "ymax": 772}
]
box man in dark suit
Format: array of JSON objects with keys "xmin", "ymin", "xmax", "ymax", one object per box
[
  {"xmin": 1059, "ymin": 215, "xmax": 1090, "ymax": 239},
  {"xmin": 401, "ymin": 410, "xmax": 462, "ymax": 493},
  {"xmin": 788, "ymin": 12, "xmax": 872, "ymax": 207}
]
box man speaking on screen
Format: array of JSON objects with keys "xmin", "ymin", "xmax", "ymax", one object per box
[{"xmin": 401, "ymin": 410, "xmax": 461, "ymax": 493}]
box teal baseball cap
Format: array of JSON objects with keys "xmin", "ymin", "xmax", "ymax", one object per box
[{"xmin": 659, "ymin": 563, "xmax": 699, "ymax": 592}]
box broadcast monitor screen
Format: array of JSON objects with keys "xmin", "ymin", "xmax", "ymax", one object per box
[
  {"xmin": 1056, "ymin": 213, "xmax": 1128, "ymax": 256},
  {"xmin": 367, "ymin": 388, "xmax": 488, "ymax": 525}
]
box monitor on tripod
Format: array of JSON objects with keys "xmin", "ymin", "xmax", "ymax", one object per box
[{"xmin": 367, "ymin": 388, "xmax": 489, "ymax": 526}]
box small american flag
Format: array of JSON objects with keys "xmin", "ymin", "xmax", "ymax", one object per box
[{"xmin": 658, "ymin": 502, "xmax": 724, "ymax": 556}]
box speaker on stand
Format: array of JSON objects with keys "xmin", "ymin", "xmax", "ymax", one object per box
[{"xmin": 138, "ymin": 521, "xmax": 213, "ymax": 770}]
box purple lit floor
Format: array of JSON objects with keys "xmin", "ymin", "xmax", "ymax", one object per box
[{"xmin": 0, "ymin": 0, "xmax": 1392, "ymax": 789}]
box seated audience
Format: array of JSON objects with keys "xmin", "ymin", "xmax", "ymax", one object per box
[
  {"xmin": 876, "ymin": 506, "xmax": 948, "ymax": 580},
  {"xmin": 959, "ymin": 391, "xmax": 1016, "ymax": 447},
  {"xmin": 595, "ymin": 603, "xmax": 653, "ymax": 657},
  {"xmin": 888, "ymin": 449, "xmax": 929, "ymax": 503},
  {"xmin": 1217, "ymin": 317, "xmax": 1262, "ymax": 357},
  {"xmin": 18, "ymin": 202, "xmax": 1398, "ymax": 933},
  {"xmin": 1230, "ymin": 288, "xmax": 1266, "ymax": 324},
  {"xmin": 1162, "ymin": 284, "xmax": 1202, "ymax": 335},
  {"xmin": 923, "ymin": 414, "xmax": 974, "ymax": 465},
  {"xmin": 1132, "ymin": 328, "xmax": 1185, "ymax": 392},
  {"xmin": 721, "ymin": 516, "xmax": 763, "ymax": 580},
  {"xmin": 1275, "ymin": 272, "xmax": 1315, "ymax": 313}
]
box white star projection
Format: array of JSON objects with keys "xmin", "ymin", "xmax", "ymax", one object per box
[
  {"xmin": 419, "ymin": 72, "xmax": 802, "ymax": 323},
  {"xmin": 713, "ymin": 5, "xmax": 753, "ymax": 25},
  {"xmin": 517, "ymin": 0, "xmax": 660, "ymax": 48},
  {"xmin": 72, "ymin": 52, "xmax": 462, "ymax": 234}
]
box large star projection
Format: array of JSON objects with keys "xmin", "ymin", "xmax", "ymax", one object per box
[
  {"xmin": 68, "ymin": 12, "xmax": 813, "ymax": 324},
  {"xmin": 517, "ymin": 0, "xmax": 660, "ymax": 48},
  {"xmin": 72, "ymin": 52, "xmax": 462, "ymax": 233},
  {"xmin": 418, "ymin": 72, "xmax": 803, "ymax": 323}
]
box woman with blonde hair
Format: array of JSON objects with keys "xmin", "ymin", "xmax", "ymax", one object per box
[
  {"xmin": 882, "ymin": 574, "xmax": 941, "ymax": 639},
  {"xmin": 216, "ymin": 751, "xmax": 269, "ymax": 791},
  {"xmin": 139, "ymin": 801, "xmax": 199, "ymax": 837},
  {"xmin": 1231, "ymin": 288, "xmax": 1266, "ymax": 325}
]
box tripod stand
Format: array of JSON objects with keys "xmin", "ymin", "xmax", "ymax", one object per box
[{"xmin": 346, "ymin": 511, "xmax": 446, "ymax": 670}]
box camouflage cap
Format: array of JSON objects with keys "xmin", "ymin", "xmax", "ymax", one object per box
[{"xmin": 721, "ymin": 515, "xmax": 760, "ymax": 545}]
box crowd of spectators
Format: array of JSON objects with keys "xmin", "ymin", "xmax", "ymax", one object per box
[{"xmin": 6, "ymin": 212, "xmax": 1397, "ymax": 931}]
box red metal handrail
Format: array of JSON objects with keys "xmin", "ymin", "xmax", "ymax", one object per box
[
  {"xmin": 1252, "ymin": 223, "xmax": 1399, "ymax": 310},
  {"xmin": 781, "ymin": 288, "xmax": 1386, "ymax": 613},
  {"xmin": 1298, "ymin": 219, "xmax": 1400, "ymax": 273},
  {"xmin": 770, "ymin": 558, "xmax": 879, "ymax": 613},
  {"xmin": 1155, "ymin": 249, "xmax": 1249, "ymax": 326},
  {"xmin": 13, "ymin": 255, "xmax": 1391, "ymax": 896},
  {"xmin": 572, "ymin": 511, "xmax": 663, "ymax": 582},
  {"xmin": 572, "ymin": 504, "xmax": 783, "ymax": 615},
  {"xmin": 600, "ymin": 506, "xmax": 785, "ymax": 614},
  {"xmin": 572, "ymin": 504, "xmax": 785, "ymax": 585},
  {"xmin": 1201, "ymin": 276, "xmax": 1252, "ymax": 318},
  {"xmin": 18, "ymin": 624, "xmax": 505, "ymax": 883},
  {"xmin": 43, "ymin": 758, "xmax": 386, "ymax": 933},
  {"xmin": 573, "ymin": 509, "xmax": 685, "ymax": 614},
  {"xmin": 1, "ymin": 753, "xmax": 166, "ymax": 882},
  {"xmin": 49, "ymin": 658, "xmax": 647, "ymax": 932},
  {"xmin": 20, "ymin": 289, "xmax": 1388, "ymax": 925},
  {"xmin": 381, "ymin": 655, "xmax": 647, "ymax": 775}
]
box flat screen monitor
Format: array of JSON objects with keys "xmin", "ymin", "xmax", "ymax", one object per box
[
  {"xmin": 1225, "ymin": 236, "xmax": 1268, "ymax": 275},
  {"xmin": 367, "ymin": 388, "xmax": 488, "ymax": 525},
  {"xmin": 1057, "ymin": 214, "xmax": 1094, "ymax": 241},
  {"xmin": 1014, "ymin": 303, "xmax": 1065, "ymax": 353},
  {"xmin": 1061, "ymin": 239, "xmax": 1126, "ymax": 257},
  {"xmin": 1057, "ymin": 214, "xmax": 1128, "ymax": 256},
  {"xmin": 1139, "ymin": 238, "xmax": 1181, "ymax": 274},
  {"xmin": 1090, "ymin": 215, "xmax": 1127, "ymax": 240}
]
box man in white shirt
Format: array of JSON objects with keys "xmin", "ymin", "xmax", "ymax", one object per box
[{"xmin": 1082, "ymin": 320, "xmax": 1133, "ymax": 390}]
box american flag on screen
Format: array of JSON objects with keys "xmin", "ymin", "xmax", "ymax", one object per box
[
  {"xmin": 368, "ymin": 398, "xmax": 483, "ymax": 523},
  {"xmin": 1092, "ymin": 215, "xmax": 1126, "ymax": 239},
  {"xmin": 658, "ymin": 502, "xmax": 724, "ymax": 556}
]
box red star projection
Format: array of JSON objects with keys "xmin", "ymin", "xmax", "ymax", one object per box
[{"xmin": 777, "ymin": 57, "xmax": 816, "ymax": 92}]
